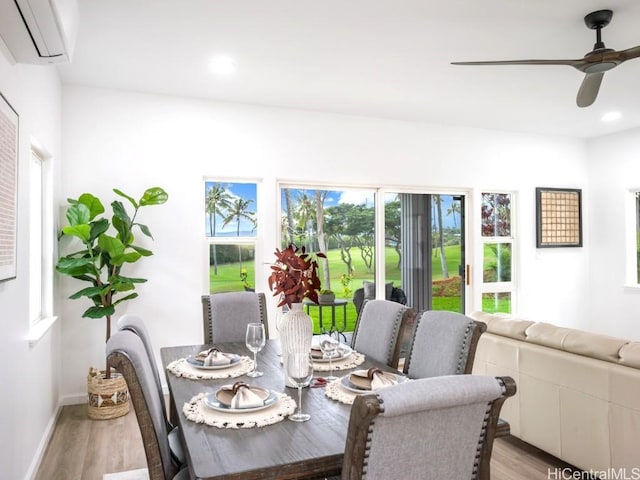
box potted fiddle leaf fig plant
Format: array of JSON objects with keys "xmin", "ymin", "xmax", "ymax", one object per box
[{"xmin": 56, "ymin": 187, "xmax": 168, "ymax": 419}]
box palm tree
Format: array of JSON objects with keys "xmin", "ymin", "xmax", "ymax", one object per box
[
  {"xmin": 315, "ymin": 190, "xmax": 330, "ymax": 290},
  {"xmin": 433, "ymin": 195, "xmax": 449, "ymax": 279},
  {"xmin": 446, "ymin": 200, "xmax": 461, "ymax": 228},
  {"xmin": 294, "ymin": 191, "xmax": 316, "ymax": 251},
  {"xmin": 205, "ymin": 183, "xmax": 232, "ymax": 275},
  {"xmin": 223, "ymin": 198, "xmax": 256, "ymax": 269}
]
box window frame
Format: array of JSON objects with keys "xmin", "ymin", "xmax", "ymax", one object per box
[
  {"xmin": 478, "ymin": 190, "xmax": 517, "ymax": 314},
  {"xmin": 625, "ymin": 188, "xmax": 640, "ymax": 288},
  {"xmin": 203, "ymin": 177, "xmax": 261, "ymax": 294},
  {"xmin": 27, "ymin": 140, "xmax": 57, "ymax": 345}
]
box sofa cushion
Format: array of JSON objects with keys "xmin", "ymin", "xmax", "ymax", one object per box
[
  {"xmin": 562, "ymin": 330, "xmax": 627, "ymax": 363},
  {"xmin": 524, "ymin": 322, "xmax": 571, "ymax": 350},
  {"xmin": 470, "ymin": 312, "xmax": 534, "ymax": 341},
  {"xmin": 618, "ymin": 342, "xmax": 640, "ymax": 369}
]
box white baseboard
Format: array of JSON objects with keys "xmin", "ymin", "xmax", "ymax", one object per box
[{"xmin": 24, "ymin": 402, "xmax": 63, "ymax": 480}]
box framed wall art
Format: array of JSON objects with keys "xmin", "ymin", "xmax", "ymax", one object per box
[
  {"xmin": 0, "ymin": 92, "xmax": 18, "ymax": 281},
  {"xmin": 536, "ymin": 187, "xmax": 582, "ymax": 248}
]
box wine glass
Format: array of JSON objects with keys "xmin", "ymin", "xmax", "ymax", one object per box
[
  {"xmin": 286, "ymin": 352, "xmax": 313, "ymax": 422},
  {"xmin": 320, "ymin": 337, "xmax": 340, "ymax": 381},
  {"xmin": 245, "ymin": 323, "xmax": 266, "ymax": 377}
]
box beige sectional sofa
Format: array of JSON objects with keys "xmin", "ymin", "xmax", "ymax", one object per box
[{"xmin": 470, "ymin": 311, "xmax": 640, "ymax": 472}]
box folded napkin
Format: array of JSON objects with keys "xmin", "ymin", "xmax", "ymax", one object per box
[
  {"xmin": 196, "ymin": 348, "xmax": 232, "ymax": 366},
  {"xmin": 349, "ymin": 368, "xmax": 398, "ymax": 390},
  {"xmin": 216, "ymin": 382, "xmax": 268, "ymax": 409},
  {"xmin": 310, "ymin": 345, "xmax": 324, "ymax": 359}
]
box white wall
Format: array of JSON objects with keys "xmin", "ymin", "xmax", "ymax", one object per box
[
  {"xmin": 0, "ymin": 53, "xmax": 63, "ymax": 479},
  {"xmin": 587, "ymin": 128, "xmax": 640, "ymax": 340},
  {"xmin": 60, "ymin": 85, "xmax": 592, "ymax": 400}
]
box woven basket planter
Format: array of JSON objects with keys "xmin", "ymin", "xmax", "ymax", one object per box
[{"xmin": 87, "ymin": 368, "xmax": 130, "ymax": 420}]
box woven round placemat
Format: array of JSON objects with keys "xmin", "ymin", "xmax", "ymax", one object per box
[
  {"xmin": 312, "ymin": 351, "xmax": 365, "ymax": 372},
  {"xmin": 183, "ymin": 392, "xmax": 296, "ymax": 429},
  {"xmin": 167, "ymin": 356, "xmax": 253, "ymax": 380}
]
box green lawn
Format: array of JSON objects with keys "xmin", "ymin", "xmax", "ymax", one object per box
[{"xmin": 209, "ymin": 245, "xmax": 470, "ymax": 333}]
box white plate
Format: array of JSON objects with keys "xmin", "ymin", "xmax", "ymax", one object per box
[
  {"xmin": 312, "ymin": 345, "xmax": 353, "ymax": 363},
  {"xmin": 340, "ymin": 373, "xmax": 407, "ymax": 393},
  {"xmin": 186, "ymin": 353, "xmax": 241, "ymax": 370},
  {"xmin": 202, "ymin": 390, "xmax": 278, "ymax": 413}
]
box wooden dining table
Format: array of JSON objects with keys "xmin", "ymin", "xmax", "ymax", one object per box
[{"xmin": 161, "ymin": 340, "xmax": 398, "ymax": 480}]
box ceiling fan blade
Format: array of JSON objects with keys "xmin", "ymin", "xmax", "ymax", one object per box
[
  {"xmin": 617, "ymin": 45, "xmax": 640, "ymax": 62},
  {"xmin": 451, "ymin": 59, "xmax": 584, "ymax": 68},
  {"xmin": 576, "ymin": 72, "xmax": 604, "ymax": 107}
]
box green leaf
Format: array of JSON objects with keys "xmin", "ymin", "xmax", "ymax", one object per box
[
  {"xmin": 98, "ymin": 234, "xmax": 125, "ymax": 260},
  {"xmin": 112, "ymin": 293, "xmax": 138, "ymax": 307},
  {"xmin": 78, "ymin": 193, "xmax": 105, "ymax": 221},
  {"xmin": 56, "ymin": 257, "xmax": 94, "ymax": 276},
  {"xmin": 111, "ymin": 251, "xmax": 142, "ymax": 265},
  {"xmin": 112, "ymin": 213, "xmax": 132, "ymax": 245},
  {"xmin": 61, "ymin": 224, "xmax": 91, "ymax": 242},
  {"xmin": 113, "ymin": 189, "xmax": 138, "ymax": 208},
  {"xmin": 65, "ymin": 203, "xmax": 90, "ymax": 227},
  {"xmin": 131, "ymin": 245, "xmax": 153, "ymax": 256},
  {"xmin": 136, "ymin": 223, "xmax": 153, "ymax": 239},
  {"xmin": 111, "ymin": 200, "xmax": 132, "ymax": 228},
  {"xmin": 69, "ymin": 286, "xmax": 103, "ymax": 299},
  {"xmin": 116, "ymin": 275, "xmax": 147, "ymax": 284},
  {"xmin": 89, "ymin": 218, "xmax": 109, "ymax": 243},
  {"xmin": 140, "ymin": 187, "xmax": 168, "ymax": 206},
  {"xmin": 82, "ymin": 305, "xmax": 115, "ymax": 319}
]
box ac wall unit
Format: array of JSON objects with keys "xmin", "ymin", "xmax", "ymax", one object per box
[{"xmin": 0, "ymin": 0, "xmax": 78, "ymax": 64}]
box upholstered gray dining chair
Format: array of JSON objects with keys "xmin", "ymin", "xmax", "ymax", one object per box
[
  {"xmin": 341, "ymin": 374, "xmax": 516, "ymax": 480},
  {"xmin": 201, "ymin": 291, "xmax": 269, "ymax": 344},
  {"xmin": 106, "ymin": 330, "xmax": 190, "ymax": 480},
  {"xmin": 350, "ymin": 299, "xmax": 413, "ymax": 368},
  {"xmin": 403, "ymin": 310, "xmax": 486, "ymax": 379},
  {"xmin": 116, "ymin": 314, "xmax": 184, "ymax": 458}
]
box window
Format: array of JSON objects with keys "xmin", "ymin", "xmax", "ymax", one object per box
[
  {"xmin": 480, "ymin": 192, "xmax": 515, "ymax": 313},
  {"xmin": 279, "ymin": 185, "xmax": 376, "ymax": 332},
  {"xmin": 626, "ymin": 189, "xmax": 640, "ymax": 286},
  {"xmin": 204, "ymin": 180, "xmax": 258, "ymax": 293},
  {"xmin": 29, "ymin": 145, "xmax": 54, "ymax": 328}
]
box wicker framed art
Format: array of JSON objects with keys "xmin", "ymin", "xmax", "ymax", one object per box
[{"xmin": 536, "ymin": 187, "xmax": 582, "ymax": 248}]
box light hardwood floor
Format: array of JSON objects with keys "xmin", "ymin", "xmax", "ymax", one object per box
[{"xmin": 35, "ymin": 403, "xmax": 581, "ymax": 480}]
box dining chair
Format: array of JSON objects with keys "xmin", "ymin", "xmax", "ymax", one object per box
[
  {"xmin": 115, "ymin": 315, "xmax": 185, "ymax": 467},
  {"xmin": 350, "ymin": 299, "xmax": 413, "ymax": 368},
  {"xmin": 106, "ymin": 329, "xmax": 190, "ymax": 480},
  {"xmin": 201, "ymin": 291, "xmax": 269, "ymax": 344},
  {"xmin": 403, "ymin": 310, "xmax": 487, "ymax": 378},
  {"xmin": 341, "ymin": 374, "xmax": 516, "ymax": 480}
]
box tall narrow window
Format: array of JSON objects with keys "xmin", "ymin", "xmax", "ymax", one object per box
[
  {"xmin": 204, "ymin": 180, "xmax": 258, "ymax": 293},
  {"xmin": 480, "ymin": 192, "xmax": 515, "ymax": 313},
  {"xmin": 29, "ymin": 147, "xmax": 53, "ymax": 325}
]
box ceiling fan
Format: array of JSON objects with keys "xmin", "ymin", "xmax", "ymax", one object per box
[{"xmin": 451, "ymin": 10, "xmax": 640, "ymax": 107}]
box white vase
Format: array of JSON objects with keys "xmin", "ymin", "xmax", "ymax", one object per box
[{"xmin": 278, "ymin": 302, "xmax": 313, "ymax": 387}]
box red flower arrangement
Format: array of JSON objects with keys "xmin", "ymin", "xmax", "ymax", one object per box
[{"xmin": 267, "ymin": 244, "xmax": 326, "ymax": 308}]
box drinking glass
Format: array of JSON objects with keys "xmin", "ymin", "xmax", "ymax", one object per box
[
  {"xmin": 245, "ymin": 323, "xmax": 266, "ymax": 377},
  {"xmin": 320, "ymin": 337, "xmax": 340, "ymax": 381},
  {"xmin": 286, "ymin": 352, "xmax": 313, "ymax": 422}
]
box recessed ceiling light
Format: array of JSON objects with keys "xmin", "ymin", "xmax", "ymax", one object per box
[
  {"xmin": 209, "ymin": 56, "xmax": 237, "ymax": 76},
  {"xmin": 601, "ymin": 111, "xmax": 621, "ymax": 122}
]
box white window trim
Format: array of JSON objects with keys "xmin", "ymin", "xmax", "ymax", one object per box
[{"xmin": 27, "ymin": 139, "xmax": 57, "ymax": 346}]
